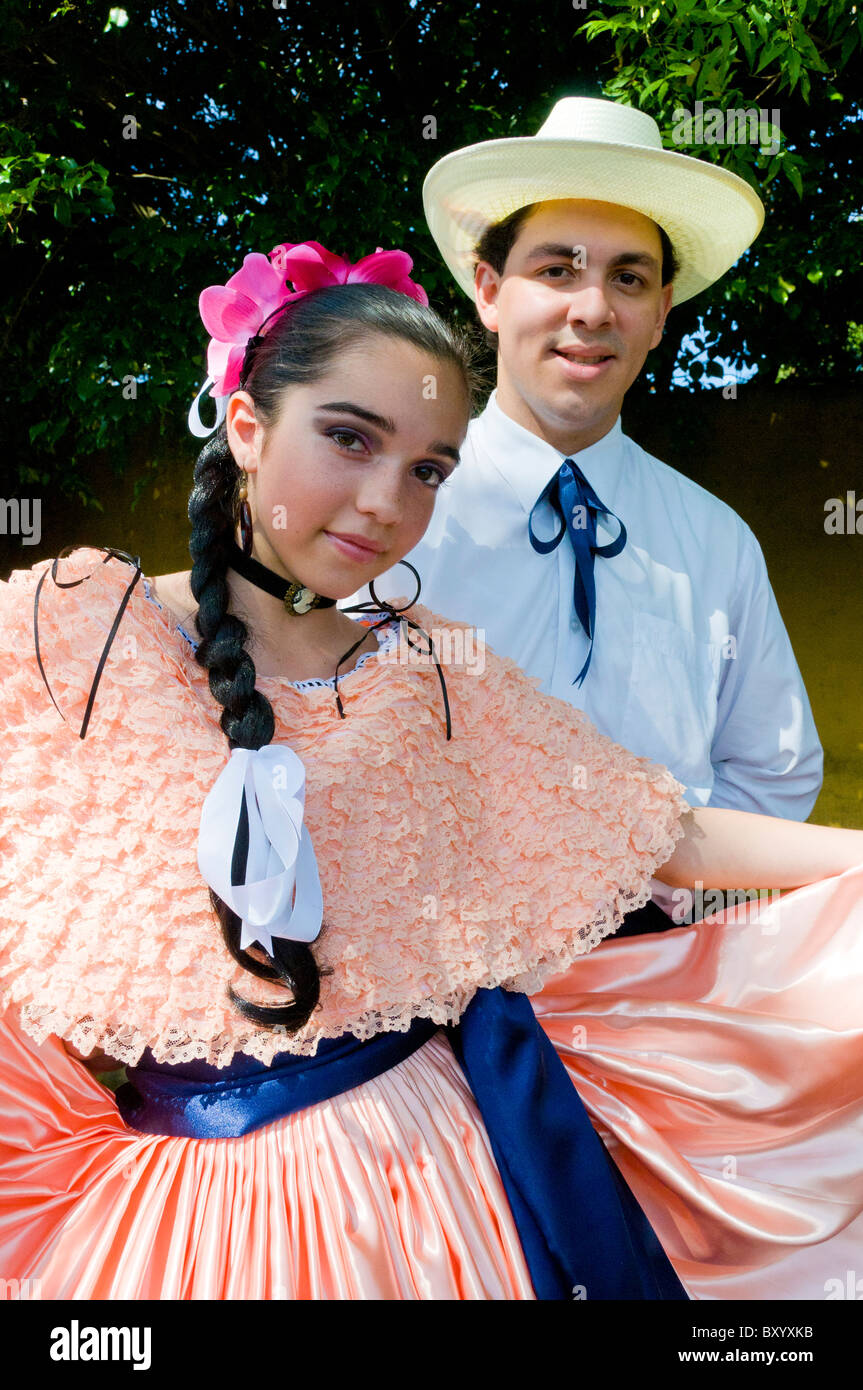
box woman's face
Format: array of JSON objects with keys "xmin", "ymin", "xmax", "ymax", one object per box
[{"xmin": 226, "ymin": 333, "xmax": 469, "ymax": 598}]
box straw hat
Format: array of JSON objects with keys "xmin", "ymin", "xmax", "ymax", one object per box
[{"xmin": 422, "ymin": 97, "xmax": 765, "ymax": 305}]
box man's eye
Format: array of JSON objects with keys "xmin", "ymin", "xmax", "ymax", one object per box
[
  {"xmin": 541, "ymin": 265, "xmax": 575, "ymax": 280},
  {"xmin": 615, "ymin": 272, "xmax": 644, "ymax": 287}
]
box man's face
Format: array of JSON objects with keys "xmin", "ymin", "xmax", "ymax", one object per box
[{"xmin": 474, "ymin": 199, "xmax": 673, "ymax": 453}]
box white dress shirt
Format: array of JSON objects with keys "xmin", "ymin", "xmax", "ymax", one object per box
[{"xmin": 347, "ymin": 391, "xmax": 822, "ymax": 820}]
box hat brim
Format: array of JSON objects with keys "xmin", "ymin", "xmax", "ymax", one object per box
[{"xmin": 422, "ymin": 136, "xmax": 765, "ymax": 305}]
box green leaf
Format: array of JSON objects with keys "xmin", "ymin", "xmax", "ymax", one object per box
[
  {"xmin": 840, "ymin": 29, "xmax": 859, "ymax": 68},
  {"xmin": 747, "ymin": 5, "xmax": 769, "ymax": 41},
  {"xmin": 755, "ymin": 41, "xmax": 783, "ymax": 73},
  {"xmin": 786, "ymin": 162, "xmax": 803, "ymax": 198},
  {"xmin": 795, "ymin": 30, "xmax": 830, "ymax": 72},
  {"xmin": 732, "ymin": 15, "xmax": 753, "ymax": 59}
]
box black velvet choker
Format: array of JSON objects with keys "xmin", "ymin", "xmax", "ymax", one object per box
[{"xmin": 226, "ymin": 541, "xmax": 338, "ymax": 614}]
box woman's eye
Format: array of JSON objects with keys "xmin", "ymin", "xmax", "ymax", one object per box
[
  {"xmin": 414, "ymin": 464, "xmax": 449, "ymax": 489},
  {"xmin": 328, "ymin": 428, "xmax": 367, "ymax": 451}
]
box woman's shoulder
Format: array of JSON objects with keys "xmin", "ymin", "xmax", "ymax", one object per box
[
  {"xmin": 0, "ymin": 545, "xmax": 193, "ymax": 741},
  {"xmin": 147, "ymin": 569, "xmax": 197, "ymax": 630},
  {"xmin": 1, "ymin": 544, "xmax": 146, "ymax": 641}
]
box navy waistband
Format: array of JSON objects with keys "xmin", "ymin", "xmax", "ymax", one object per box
[{"xmin": 116, "ymin": 1017, "xmax": 438, "ymax": 1139}]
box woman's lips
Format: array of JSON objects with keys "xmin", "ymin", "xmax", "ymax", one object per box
[{"xmin": 324, "ymin": 531, "xmax": 384, "ymax": 562}]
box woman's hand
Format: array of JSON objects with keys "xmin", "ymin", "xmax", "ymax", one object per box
[{"xmin": 658, "ymin": 808, "xmax": 863, "ymax": 891}]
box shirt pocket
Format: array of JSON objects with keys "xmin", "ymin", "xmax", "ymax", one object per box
[{"xmin": 619, "ymin": 612, "xmax": 719, "ymax": 790}]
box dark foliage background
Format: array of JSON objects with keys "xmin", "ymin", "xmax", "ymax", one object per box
[{"xmin": 1, "ymin": 0, "xmax": 860, "ymax": 509}]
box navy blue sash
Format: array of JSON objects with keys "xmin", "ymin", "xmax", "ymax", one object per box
[
  {"xmin": 116, "ymin": 987, "xmax": 687, "ymax": 1301},
  {"xmin": 446, "ymin": 988, "xmax": 686, "ymax": 1300},
  {"xmin": 117, "ymin": 1019, "xmax": 438, "ymax": 1138}
]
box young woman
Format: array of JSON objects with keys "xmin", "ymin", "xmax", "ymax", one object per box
[{"xmin": 1, "ymin": 240, "xmax": 862, "ymax": 1301}]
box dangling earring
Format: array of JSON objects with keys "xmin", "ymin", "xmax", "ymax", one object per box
[{"xmin": 236, "ymin": 472, "xmax": 254, "ymax": 558}]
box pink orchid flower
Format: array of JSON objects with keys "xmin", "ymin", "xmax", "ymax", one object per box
[
  {"xmin": 270, "ymin": 241, "xmax": 428, "ymax": 305},
  {"xmin": 199, "ymin": 252, "xmax": 301, "ymax": 397},
  {"xmin": 198, "ymin": 242, "xmax": 429, "ymax": 400}
]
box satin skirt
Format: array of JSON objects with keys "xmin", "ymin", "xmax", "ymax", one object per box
[{"xmin": 2, "ymin": 863, "xmax": 863, "ymax": 1300}]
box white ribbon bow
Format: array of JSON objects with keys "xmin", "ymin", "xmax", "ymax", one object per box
[
  {"xmin": 197, "ymin": 745, "xmax": 324, "ymax": 955},
  {"xmin": 188, "ymin": 376, "xmax": 229, "ymax": 439}
]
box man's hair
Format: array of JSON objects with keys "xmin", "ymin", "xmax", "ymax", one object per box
[{"xmin": 472, "ymin": 202, "xmax": 679, "ymax": 349}]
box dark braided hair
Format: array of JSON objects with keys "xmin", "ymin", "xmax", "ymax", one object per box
[{"xmin": 187, "ymin": 283, "xmax": 479, "ymax": 1032}]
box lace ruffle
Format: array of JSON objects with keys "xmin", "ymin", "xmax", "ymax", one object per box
[
  {"xmin": 0, "ymin": 547, "xmax": 688, "ymax": 1067},
  {"xmin": 140, "ymin": 578, "xmax": 400, "ymax": 690}
]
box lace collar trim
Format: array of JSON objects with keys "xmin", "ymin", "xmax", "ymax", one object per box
[{"xmin": 141, "ymin": 578, "xmax": 400, "ymax": 691}]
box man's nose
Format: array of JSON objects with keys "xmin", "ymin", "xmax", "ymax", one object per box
[{"xmin": 566, "ymin": 280, "xmax": 613, "ymax": 330}]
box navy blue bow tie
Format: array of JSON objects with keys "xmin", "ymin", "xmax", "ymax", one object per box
[{"xmin": 528, "ymin": 458, "xmax": 627, "ymax": 685}]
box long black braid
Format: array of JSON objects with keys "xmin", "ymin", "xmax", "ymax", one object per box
[
  {"xmin": 188, "ymin": 426, "xmax": 322, "ymax": 1029},
  {"xmin": 186, "ymin": 283, "xmax": 480, "ymax": 1032}
]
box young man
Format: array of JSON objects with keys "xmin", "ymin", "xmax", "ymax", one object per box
[{"xmin": 350, "ymin": 98, "xmax": 822, "ymax": 928}]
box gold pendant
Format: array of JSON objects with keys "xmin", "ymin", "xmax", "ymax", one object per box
[{"xmin": 284, "ymin": 582, "xmax": 318, "ymax": 615}]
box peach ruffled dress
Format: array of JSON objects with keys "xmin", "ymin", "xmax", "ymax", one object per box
[{"xmin": 1, "ymin": 547, "xmax": 862, "ymax": 1300}]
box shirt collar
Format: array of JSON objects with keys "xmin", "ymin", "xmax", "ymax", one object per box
[{"xmin": 473, "ymin": 389, "xmax": 626, "ymax": 515}]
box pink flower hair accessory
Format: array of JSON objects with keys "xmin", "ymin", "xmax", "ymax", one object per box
[{"xmin": 188, "ymin": 240, "xmax": 429, "ymax": 438}]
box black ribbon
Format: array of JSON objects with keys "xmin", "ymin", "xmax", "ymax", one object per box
[
  {"xmin": 33, "ymin": 546, "xmax": 143, "ymax": 740},
  {"xmin": 340, "ymin": 562, "xmax": 452, "ymax": 741}
]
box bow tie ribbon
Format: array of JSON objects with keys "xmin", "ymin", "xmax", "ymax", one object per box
[
  {"xmin": 528, "ymin": 458, "xmax": 627, "ymax": 685},
  {"xmin": 198, "ymin": 745, "xmax": 324, "ymax": 954}
]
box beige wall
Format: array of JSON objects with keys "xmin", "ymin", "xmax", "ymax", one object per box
[{"xmin": 625, "ymin": 384, "xmax": 863, "ymax": 829}]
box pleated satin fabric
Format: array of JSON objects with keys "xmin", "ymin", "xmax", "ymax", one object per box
[
  {"xmin": 2, "ymin": 862, "xmax": 863, "ymax": 1300},
  {"xmin": 115, "ymin": 988, "xmax": 686, "ymax": 1299},
  {"xmin": 534, "ymin": 863, "xmax": 863, "ymax": 1300},
  {"xmin": 0, "ymin": 1027, "xmax": 533, "ymax": 1299}
]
